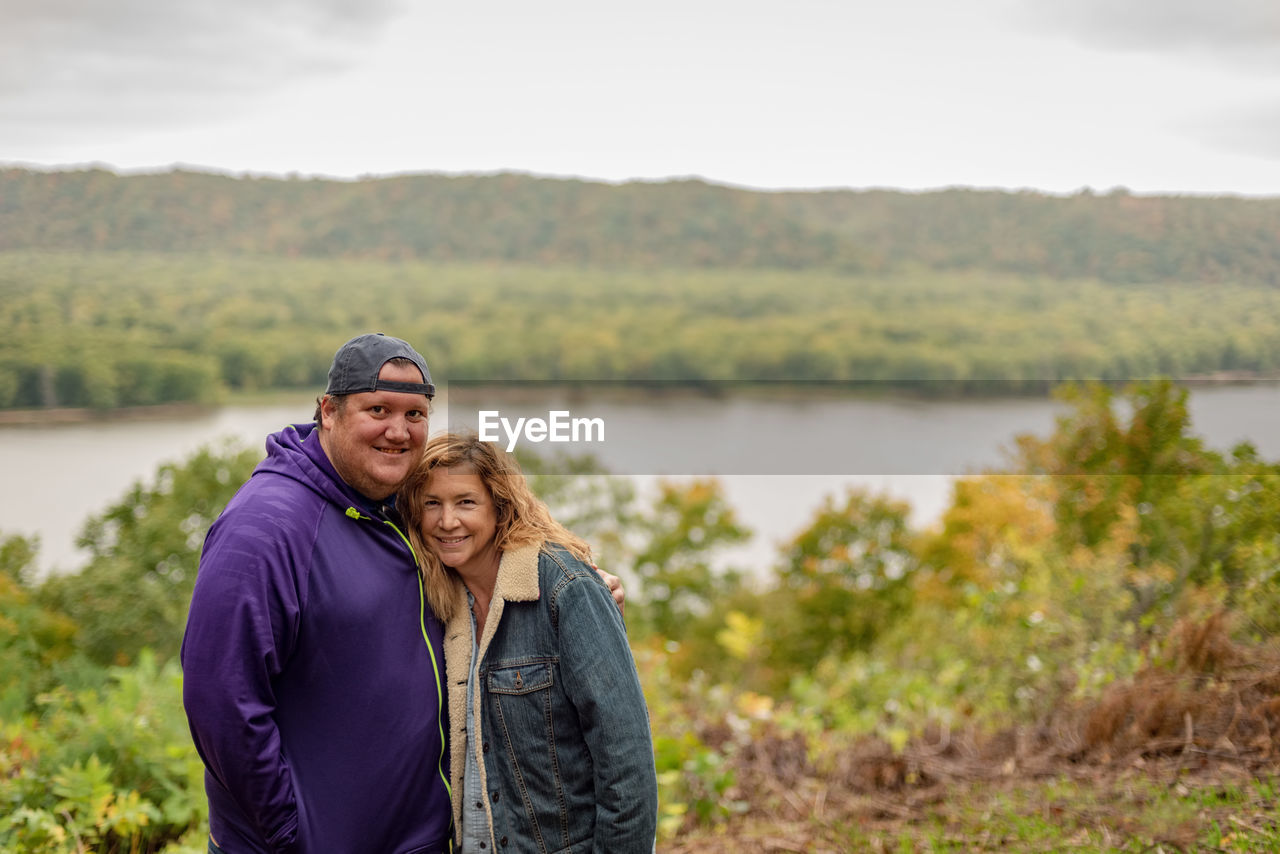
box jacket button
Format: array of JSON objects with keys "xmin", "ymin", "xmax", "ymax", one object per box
[
  {"xmin": 490, "ymin": 790, "xmax": 500, "ymax": 803},
  {"xmin": 482, "ymin": 741, "xmax": 490, "ymax": 753},
  {"xmin": 499, "ymin": 838, "xmax": 508, "ymax": 847}
]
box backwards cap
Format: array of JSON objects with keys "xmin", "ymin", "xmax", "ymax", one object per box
[{"xmin": 325, "ymin": 333, "xmax": 435, "ymax": 398}]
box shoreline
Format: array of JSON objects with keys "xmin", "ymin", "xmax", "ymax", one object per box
[
  {"xmin": 0, "ymin": 401, "xmax": 217, "ymax": 426},
  {"xmin": 2, "ymin": 374, "xmax": 1277, "ymax": 426}
]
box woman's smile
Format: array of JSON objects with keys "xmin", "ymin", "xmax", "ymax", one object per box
[
  {"xmin": 434, "ymin": 534, "xmax": 471, "ymax": 550},
  {"xmin": 419, "ymin": 467, "xmax": 499, "ymax": 578}
]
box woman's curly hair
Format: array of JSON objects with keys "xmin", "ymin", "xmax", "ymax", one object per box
[{"xmin": 398, "ymin": 432, "xmax": 591, "ymax": 622}]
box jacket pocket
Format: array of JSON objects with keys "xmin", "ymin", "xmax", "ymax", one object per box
[{"xmin": 487, "ymin": 659, "xmax": 554, "ymax": 695}]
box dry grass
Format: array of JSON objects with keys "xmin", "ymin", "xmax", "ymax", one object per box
[{"xmin": 661, "ymin": 614, "xmax": 1280, "ymax": 852}]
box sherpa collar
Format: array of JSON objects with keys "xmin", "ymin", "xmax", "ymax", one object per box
[{"xmin": 443, "ymin": 541, "xmax": 543, "ymax": 845}]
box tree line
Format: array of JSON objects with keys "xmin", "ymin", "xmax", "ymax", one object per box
[
  {"xmin": 4, "ymin": 167, "xmax": 1280, "ymax": 284},
  {"xmin": 3, "ymin": 252, "xmax": 1280, "ymax": 410}
]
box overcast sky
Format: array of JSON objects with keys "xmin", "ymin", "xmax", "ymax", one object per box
[{"xmin": 3, "ymin": 0, "xmax": 1279, "ymax": 195}]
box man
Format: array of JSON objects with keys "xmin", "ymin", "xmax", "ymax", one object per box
[
  {"xmin": 183, "ymin": 333, "xmax": 449, "ymax": 853},
  {"xmin": 183, "ymin": 334, "xmax": 622, "ymax": 853}
]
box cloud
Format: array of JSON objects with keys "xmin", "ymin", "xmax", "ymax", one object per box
[
  {"xmin": 1191, "ymin": 101, "xmax": 1280, "ymax": 163},
  {"xmin": 1017, "ymin": 0, "xmax": 1280, "ymax": 66},
  {"xmin": 0, "ymin": 0, "xmax": 404, "ymax": 142}
]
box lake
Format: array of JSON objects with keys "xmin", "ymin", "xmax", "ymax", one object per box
[{"xmin": 3, "ymin": 382, "xmax": 1278, "ymax": 577}]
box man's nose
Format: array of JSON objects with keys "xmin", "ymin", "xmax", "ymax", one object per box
[{"xmin": 385, "ymin": 415, "xmax": 410, "ymax": 441}]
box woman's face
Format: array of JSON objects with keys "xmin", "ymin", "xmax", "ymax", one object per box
[{"xmin": 417, "ymin": 465, "xmax": 500, "ymax": 577}]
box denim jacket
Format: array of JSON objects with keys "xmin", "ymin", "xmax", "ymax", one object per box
[{"xmin": 443, "ymin": 542, "xmax": 658, "ymax": 854}]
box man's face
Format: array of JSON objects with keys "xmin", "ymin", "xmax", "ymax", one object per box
[{"xmin": 318, "ymin": 361, "xmax": 431, "ymax": 501}]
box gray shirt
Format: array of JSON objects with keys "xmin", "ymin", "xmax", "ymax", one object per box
[{"xmin": 459, "ymin": 594, "xmax": 490, "ymax": 852}]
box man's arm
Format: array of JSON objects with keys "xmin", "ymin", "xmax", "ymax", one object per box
[{"xmin": 181, "ymin": 520, "xmax": 302, "ymax": 853}]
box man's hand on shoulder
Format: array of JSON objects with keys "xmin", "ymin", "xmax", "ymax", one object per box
[{"xmin": 593, "ymin": 565, "xmax": 625, "ymax": 615}]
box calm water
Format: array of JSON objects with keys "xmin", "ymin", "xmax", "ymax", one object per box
[{"xmin": 4, "ymin": 384, "xmax": 1278, "ymax": 576}]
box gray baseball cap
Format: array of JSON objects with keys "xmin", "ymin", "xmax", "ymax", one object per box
[{"xmin": 325, "ymin": 333, "xmax": 436, "ymax": 398}]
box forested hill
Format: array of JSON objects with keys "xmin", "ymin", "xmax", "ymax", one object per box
[{"xmin": 4, "ymin": 166, "xmax": 1280, "ymax": 284}]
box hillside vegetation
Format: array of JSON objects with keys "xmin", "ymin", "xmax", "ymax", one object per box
[
  {"xmin": 4, "ymin": 167, "xmax": 1280, "ymax": 411},
  {"xmin": 3, "ymin": 167, "xmax": 1280, "ymax": 850},
  {"xmin": 2, "ymin": 250, "xmax": 1280, "ymax": 410},
  {"xmin": 3, "ymin": 382, "xmax": 1279, "ymax": 851},
  {"xmin": 3, "ymin": 167, "xmax": 1280, "ymax": 283}
]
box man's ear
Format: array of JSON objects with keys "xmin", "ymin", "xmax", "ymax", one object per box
[{"xmin": 318, "ymin": 395, "xmax": 338, "ymax": 430}]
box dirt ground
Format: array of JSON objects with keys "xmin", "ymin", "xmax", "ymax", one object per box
[{"xmin": 663, "ymin": 616, "xmax": 1280, "ymax": 852}]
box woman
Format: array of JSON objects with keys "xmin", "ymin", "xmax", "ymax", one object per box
[{"xmin": 399, "ymin": 433, "xmax": 658, "ymax": 854}]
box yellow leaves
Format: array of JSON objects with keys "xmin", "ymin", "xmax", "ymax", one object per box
[
  {"xmin": 43, "ymin": 754, "xmax": 160, "ymax": 845},
  {"xmin": 886, "ymin": 726, "xmax": 911, "ymax": 754},
  {"xmin": 716, "ymin": 611, "xmax": 763, "ymax": 662},
  {"xmin": 734, "ymin": 691, "xmax": 774, "ymax": 721},
  {"xmin": 657, "ymin": 797, "xmax": 688, "ymax": 837},
  {"xmin": 918, "ymin": 474, "xmax": 1055, "ymax": 601},
  {"xmin": 0, "ymin": 571, "xmax": 26, "ymax": 603},
  {"xmin": 935, "ymin": 659, "xmax": 968, "ymax": 689},
  {"xmin": 52, "ymin": 754, "xmax": 114, "ymax": 822},
  {"xmin": 101, "ymin": 787, "xmax": 157, "ymax": 835},
  {"xmin": 682, "ymin": 480, "xmax": 720, "ymax": 506}
]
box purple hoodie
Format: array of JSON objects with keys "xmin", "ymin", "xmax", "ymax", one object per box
[{"xmin": 181, "ymin": 423, "xmax": 451, "ymax": 853}]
